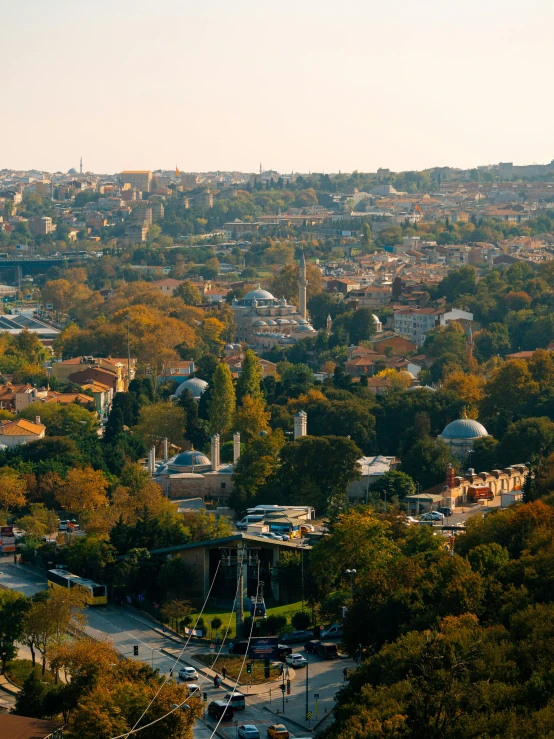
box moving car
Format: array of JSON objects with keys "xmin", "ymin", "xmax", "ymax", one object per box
[
  {"xmin": 238, "ymin": 726, "xmax": 260, "ymax": 739},
  {"xmin": 186, "ymin": 684, "xmax": 200, "ymax": 696},
  {"xmin": 208, "ymin": 700, "xmax": 234, "ymax": 721},
  {"xmin": 285, "ymin": 653, "xmax": 308, "ymax": 668},
  {"xmin": 277, "ymin": 644, "xmax": 293, "ymax": 660},
  {"xmin": 280, "ymin": 630, "xmax": 313, "ymax": 644},
  {"xmin": 438, "ymin": 506, "xmax": 454, "ymax": 517},
  {"xmin": 261, "ymin": 532, "xmax": 284, "ymax": 541},
  {"xmin": 267, "ymin": 725, "xmax": 290, "ymax": 739},
  {"xmin": 320, "ymin": 623, "xmax": 343, "ymax": 640},
  {"xmin": 178, "ymin": 666, "xmax": 198, "ymax": 681},
  {"xmin": 224, "ymin": 691, "xmax": 246, "ymax": 710}
]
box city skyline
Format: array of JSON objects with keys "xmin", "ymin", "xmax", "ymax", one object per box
[{"xmin": 4, "ymin": 0, "xmax": 554, "ymax": 174}]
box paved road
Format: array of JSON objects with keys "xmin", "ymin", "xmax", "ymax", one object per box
[{"xmin": 0, "ymin": 557, "xmax": 350, "ymax": 736}]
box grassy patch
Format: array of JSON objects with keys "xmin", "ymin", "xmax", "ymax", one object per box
[
  {"xmin": 5, "ymin": 659, "xmax": 54, "ymax": 687},
  {"xmin": 185, "ymin": 601, "xmax": 307, "ymax": 640},
  {"xmin": 195, "ymin": 653, "xmax": 282, "ymax": 684}
]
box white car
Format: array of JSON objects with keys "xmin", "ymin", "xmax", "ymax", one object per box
[
  {"xmin": 178, "ymin": 666, "xmax": 198, "ymax": 681},
  {"xmin": 285, "ymin": 653, "xmax": 308, "ymax": 668},
  {"xmin": 238, "ymin": 727, "xmax": 260, "ymax": 739},
  {"xmin": 420, "ymin": 511, "xmax": 444, "ymax": 522},
  {"xmin": 186, "ymin": 683, "xmax": 200, "ymax": 696},
  {"xmin": 262, "ymin": 533, "xmax": 284, "ymax": 541}
]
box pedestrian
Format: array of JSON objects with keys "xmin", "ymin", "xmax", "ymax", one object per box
[
  {"xmin": 13, "ymin": 554, "xmax": 17, "ymax": 565},
  {"xmin": 221, "ymin": 666, "xmax": 227, "ymax": 680},
  {"xmin": 214, "ymin": 675, "xmax": 220, "ymax": 688},
  {"xmin": 343, "ymin": 667, "xmax": 348, "ymax": 681}
]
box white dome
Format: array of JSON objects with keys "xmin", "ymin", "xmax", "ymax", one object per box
[
  {"xmin": 175, "ymin": 377, "xmax": 208, "ymax": 399},
  {"xmin": 254, "ymin": 320, "xmax": 267, "ymax": 326},
  {"xmin": 244, "ymin": 288, "xmax": 275, "ymax": 301},
  {"xmin": 441, "ymin": 419, "xmax": 488, "ymax": 440}
]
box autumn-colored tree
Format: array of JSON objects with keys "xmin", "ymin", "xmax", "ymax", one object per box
[
  {"xmin": 374, "ymin": 368, "xmax": 413, "ymax": 390},
  {"xmin": 443, "ymin": 370, "xmax": 485, "ymax": 415},
  {"xmin": 174, "ymin": 280, "xmax": 202, "ymax": 306},
  {"xmin": 208, "ymin": 363, "xmax": 236, "ymax": 436},
  {"xmin": 201, "ymin": 316, "xmax": 226, "ymax": 352},
  {"xmin": 133, "ymin": 401, "xmax": 187, "ymax": 451},
  {"xmin": 269, "ymin": 262, "xmax": 322, "ymax": 303},
  {"xmin": 23, "ymin": 588, "xmax": 86, "ymax": 674},
  {"xmin": 0, "ymin": 467, "xmax": 26, "ymax": 511},
  {"xmin": 55, "ymin": 466, "xmax": 109, "ymax": 514},
  {"xmin": 41, "ymin": 279, "xmax": 74, "ymax": 314},
  {"xmin": 235, "ymin": 395, "xmax": 271, "ymax": 440}
]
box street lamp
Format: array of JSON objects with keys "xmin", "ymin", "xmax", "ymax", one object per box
[
  {"xmin": 304, "ymin": 647, "xmax": 309, "ymax": 721},
  {"xmin": 345, "ymin": 568, "xmax": 357, "ymax": 599}
]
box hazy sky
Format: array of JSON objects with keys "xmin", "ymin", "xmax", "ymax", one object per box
[{"xmin": 3, "ymin": 0, "xmax": 553, "ymax": 174}]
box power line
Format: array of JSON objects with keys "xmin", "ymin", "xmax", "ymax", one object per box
[{"xmin": 116, "ymin": 559, "xmax": 222, "ymax": 739}]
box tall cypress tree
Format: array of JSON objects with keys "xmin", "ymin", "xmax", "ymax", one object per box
[
  {"xmin": 208, "ymin": 363, "xmax": 236, "ymax": 437},
  {"xmin": 236, "ymin": 350, "xmax": 263, "ymax": 404}
]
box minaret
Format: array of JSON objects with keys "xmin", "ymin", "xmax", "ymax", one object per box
[
  {"xmin": 326, "ymin": 314, "xmax": 332, "ymax": 332},
  {"xmin": 80, "ymin": 156, "xmax": 83, "ymax": 175},
  {"xmin": 294, "ymin": 411, "xmax": 307, "ymax": 440},
  {"xmin": 298, "ymin": 248, "xmax": 308, "ymax": 320}
]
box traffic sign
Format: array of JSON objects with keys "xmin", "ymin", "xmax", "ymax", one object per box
[
  {"xmin": 314, "ymin": 693, "xmax": 319, "ymax": 700},
  {"xmin": 137, "ymin": 594, "xmax": 144, "ymax": 601},
  {"xmin": 306, "ymin": 711, "xmax": 313, "ymax": 720}
]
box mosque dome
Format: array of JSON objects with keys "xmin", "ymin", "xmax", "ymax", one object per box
[
  {"xmin": 295, "ymin": 324, "xmax": 314, "ymax": 332},
  {"xmin": 244, "ymin": 288, "xmax": 275, "ymax": 301},
  {"xmin": 406, "ymin": 385, "xmax": 436, "ymax": 393},
  {"xmin": 171, "ymin": 450, "xmax": 211, "ymax": 468},
  {"xmin": 297, "ymin": 318, "xmax": 308, "ymax": 324},
  {"xmin": 175, "ymin": 377, "xmax": 208, "ymax": 399},
  {"xmin": 254, "ymin": 320, "xmax": 268, "ymax": 326},
  {"xmin": 266, "ymin": 319, "xmax": 278, "ymax": 326},
  {"xmin": 441, "ymin": 419, "xmax": 488, "ymax": 439}
]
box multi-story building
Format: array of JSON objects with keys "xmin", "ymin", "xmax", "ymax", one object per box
[
  {"xmin": 393, "ymin": 307, "xmax": 444, "ymax": 346},
  {"xmin": 28, "ymin": 216, "xmax": 53, "ymax": 236},
  {"xmin": 120, "ymin": 170, "xmax": 152, "ymax": 193},
  {"xmin": 347, "ymin": 285, "xmax": 392, "ymax": 307}
]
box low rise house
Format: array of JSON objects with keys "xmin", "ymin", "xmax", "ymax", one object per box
[
  {"xmin": 0, "ymin": 417, "xmax": 46, "ymax": 447},
  {"xmin": 348, "ymin": 455, "xmax": 400, "ymax": 500}
]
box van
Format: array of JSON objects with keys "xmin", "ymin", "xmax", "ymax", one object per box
[
  {"xmin": 317, "ymin": 642, "xmax": 338, "ymax": 659},
  {"xmin": 320, "ymin": 624, "xmax": 343, "ymax": 640},
  {"xmin": 208, "ymin": 701, "xmax": 234, "ymax": 721},
  {"xmin": 224, "ymin": 692, "xmax": 246, "ymax": 710},
  {"xmin": 236, "ymin": 515, "xmax": 264, "ymax": 530}
]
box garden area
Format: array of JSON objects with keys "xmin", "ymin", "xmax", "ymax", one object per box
[{"xmin": 195, "ymin": 653, "xmax": 283, "ymax": 685}]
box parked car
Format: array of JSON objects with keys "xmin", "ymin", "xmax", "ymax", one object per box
[
  {"xmin": 285, "ymin": 653, "xmax": 308, "ymax": 668},
  {"xmin": 420, "ymin": 511, "xmax": 444, "ymax": 522},
  {"xmin": 320, "ymin": 624, "xmax": 343, "ymax": 640},
  {"xmin": 238, "ymin": 726, "xmax": 260, "ymax": 739},
  {"xmin": 261, "ymin": 532, "xmax": 284, "ymax": 541},
  {"xmin": 178, "ymin": 666, "xmax": 198, "ymax": 681},
  {"xmin": 305, "ymin": 639, "xmax": 321, "ymax": 654},
  {"xmin": 59, "ymin": 521, "xmax": 68, "ymax": 531},
  {"xmin": 267, "ymin": 725, "xmax": 289, "ymax": 739},
  {"xmin": 208, "ymin": 700, "xmax": 234, "ymax": 721},
  {"xmin": 317, "ymin": 642, "xmax": 338, "ymax": 659},
  {"xmin": 280, "ymin": 630, "xmax": 313, "ymax": 644},
  {"xmin": 224, "ymin": 692, "xmax": 246, "ymax": 710},
  {"xmin": 438, "ymin": 506, "xmax": 454, "ymax": 517}
]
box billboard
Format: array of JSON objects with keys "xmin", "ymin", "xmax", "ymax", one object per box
[{"xmin": 248, "ymin": 637, "xmax": 279, "ymax": 659}]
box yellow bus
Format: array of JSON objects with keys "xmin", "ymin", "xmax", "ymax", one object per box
[{"xmin": 47, "ymin": 568, "xmax": 108, "ymax": 606}]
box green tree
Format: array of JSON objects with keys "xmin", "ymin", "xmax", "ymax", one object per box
[
  {"xmin": 401, "ymin": 437, "xmax": 456, "ymax": 490},
  {"xmin": 208, "ymin": 363, "xmax": 236, "ymax": 436},
  {"xmin": 134, "ymin": 401, "xmax": 187, "ymax": 451},
  {"xmin": 266, "ymin": 435, "xmax": 362, "ymax": 515},
  {"xmin": 368, "ymin": 470, "xmax": 416, "ymax": 505},
  {"xmin": 236, "ymin": 349, "xmax": 263, "ymax": 403},
  {"xmin": 0, "ymin": 589, "xmax": 28, "ymax": 672},
  {"xmin": 229, "ymin": 431, "xmax": 285, "ymax": 511}
]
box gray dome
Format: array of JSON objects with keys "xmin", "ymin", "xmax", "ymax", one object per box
[
  {"xmin": 244, "ymin": 288, "xmax": 275, "ymax": 301},
  {"xmin": 175, "ymin": 377, "xmax": 208, "ymax": 399},
  {"xmin": 406, "ymin": 385, "xmax": 436, "ymax": 393},
  {"xmin": 441, "ymin": 419, "xmax": 488, "ymax": 439},
  {"xmin": 254, "ymin": 320, "xmax": 267, "ymax": 326},
  {"xmin": 295, "ymin": 324, "xmax": 314, "ymax": 332},
  {"xmin": 171, "ymin": 450, "xmax": 211, "ymax": 467}
]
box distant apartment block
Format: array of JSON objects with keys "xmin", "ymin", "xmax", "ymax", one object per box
[
  {"xmin": 393, "ymin": 307, "xmax": 444, "ymax": 346},
  {"xmin": 28, "ymin": 216, "xmax": 53, "ymax": 236},
  {"xmin": 120, "ymin": 170, "xmax": 152, "ymax": 193}
]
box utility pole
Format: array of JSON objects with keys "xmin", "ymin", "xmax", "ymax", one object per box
[
  {"xmin": 305, "ymin": 651, "xmax": 309, "ymax": 720},
  {"xmin": 235, "ymin": 547, "xmax": 246, "ymax": 638}
]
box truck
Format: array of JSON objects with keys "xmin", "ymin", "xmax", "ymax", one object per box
[{"xmin": 468, "ymin": 485, "xmax": 494, "ymax": 502}]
